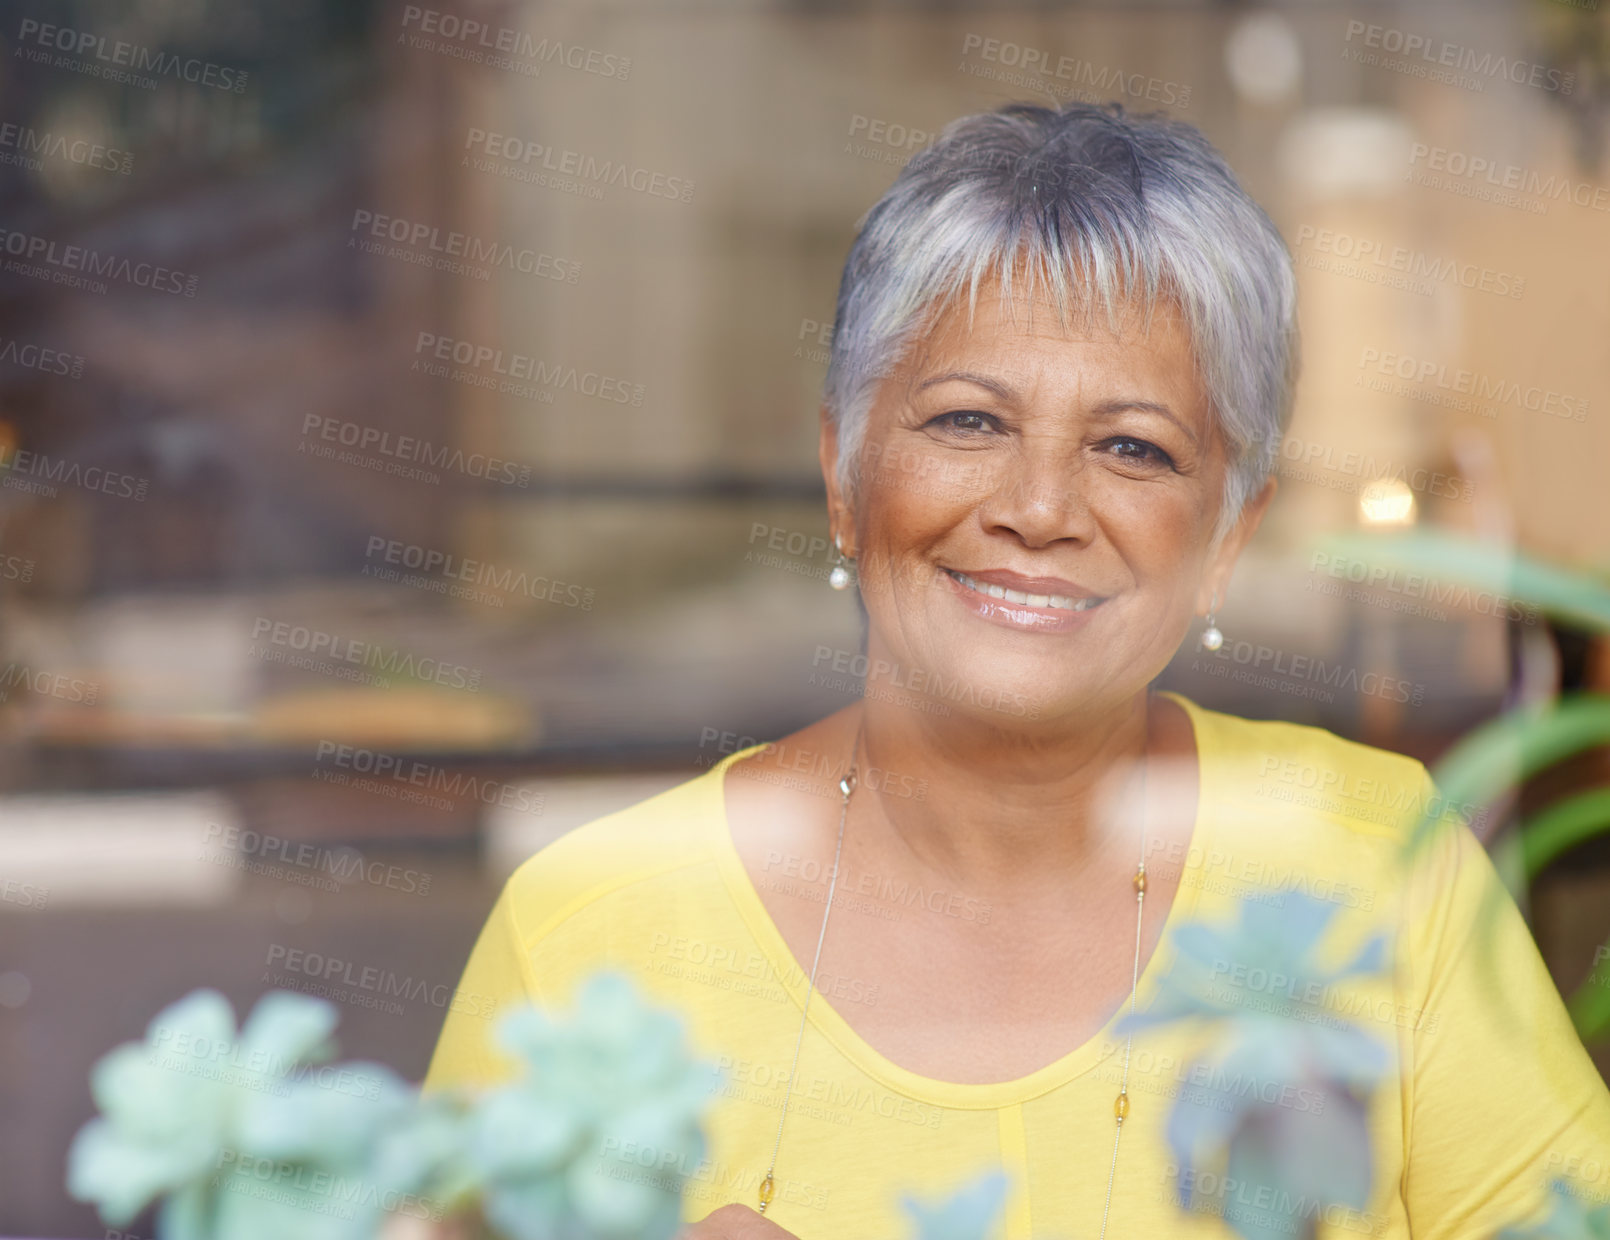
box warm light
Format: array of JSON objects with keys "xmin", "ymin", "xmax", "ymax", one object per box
[
  {"xmin": 1358, "ymin": 477, "xmax": 1418, "ymax": 526},
  {"xmin": 1278, "ymin": 108, "xmax": 1416, "ymax": 199},
  {"xmin": 1226, "ymin": 13, "xmax": 1303, "ymax": 105},
  {"xmin": 31, "ymin": 93, "xmax": 126, "ymax": 206}
]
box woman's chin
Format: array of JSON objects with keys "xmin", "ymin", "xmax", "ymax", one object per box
[{"xmin": 864, "ymin": 649, "xmax": 1115, "ymax": 731}]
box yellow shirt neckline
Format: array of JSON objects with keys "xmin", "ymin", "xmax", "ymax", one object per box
[{"xmin": 703, "ymin": 689, "xmax": 1213, "ymax": 1110}]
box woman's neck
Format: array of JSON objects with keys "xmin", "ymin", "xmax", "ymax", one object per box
[{"xmin": 844, "ymin": 688, "xmax": 1196, "ymax": 901}]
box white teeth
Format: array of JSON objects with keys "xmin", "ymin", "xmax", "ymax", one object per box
[{"xmin": 949, "ymin": 571, "xmax": 1102, "ymax": 612}]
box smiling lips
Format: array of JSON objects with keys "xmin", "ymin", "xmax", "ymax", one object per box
[{"xmin": 944, "ymin": 568, "xmax": 1107, "ymax": 613}]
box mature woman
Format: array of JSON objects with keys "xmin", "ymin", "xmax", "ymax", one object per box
[{"xmin": 427, "ymin": 102, "xmax": 1610, "ymax": 1238}]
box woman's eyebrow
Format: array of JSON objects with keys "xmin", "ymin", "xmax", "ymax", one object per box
[
  {"xmin": 913, "ymin": 370, "xmax": 1018, "ymax": 401},
  {"xmin": 1089, "ymin": 398, "xmax": 1199, "ymax": 447}
]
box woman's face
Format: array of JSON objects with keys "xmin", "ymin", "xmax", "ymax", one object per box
[{"xmin": 822, "ymin": 274, "xmax": 1275, "ymax": 725}]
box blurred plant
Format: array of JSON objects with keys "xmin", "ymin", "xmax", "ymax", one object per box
[
  {"xmin": 1117, "ymin": 890, "xmax": 1391, "ymax": 1240},
  {"xmin": 1530, "ymin": 0, "xmax": 1610, "ymax": 173},
  {"xmin": 67, "ymin": 987, "xmax": 428, "ymax": 1240},
  {"xmin": 1494, "ymin": 1178, "xmax": 1610, "ymax": 1239},
  {"xmin": 1319, "ymin": 528, "xmax": 1610, "ymax": 1041},
  {"xmin": 899, "ymin": 1168, "xmax": 1010, "ymax": 1240},
  {"xmin": 66, "ymin": 973, "xmax": 724, "ymax": 1240},
  {"xmin": 449, "ymin": 971, "xmax": 724, "ymax": 1240}
]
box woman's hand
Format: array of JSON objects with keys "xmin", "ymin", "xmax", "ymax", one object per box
[{"xmin": 677, "ymin": 1203, "xmax": 807, "ymax": 1240}]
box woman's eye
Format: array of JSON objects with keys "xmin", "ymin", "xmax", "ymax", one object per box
[
  {"xmin": 926, "ymin": 411, "xmax": 998, "ymax": 435},
  {"xmin": 1103, "ymin": 436, "xmax": 1174, "ymax": 468}
]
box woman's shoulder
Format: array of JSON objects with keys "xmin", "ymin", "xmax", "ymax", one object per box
[
  {"xmin": 1162, "ymin": 693, "xmax": 1483, "ymax": 928},
  {"xmin": 1165, "ymin": 691, "xmax": 1453, "ymax": 838},
  {"xmin": 498, "ymin": 752, "xmax": 745, "ymax": 944}
]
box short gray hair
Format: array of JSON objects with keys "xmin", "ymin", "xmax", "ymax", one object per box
[{"xmin": 823, "ymin": 100, "xmax": 1299, "ymax": 549}]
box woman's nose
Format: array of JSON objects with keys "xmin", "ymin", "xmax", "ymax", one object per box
[{"xmin": 977, "ymin": 447, "xmax": 1097, "ymax": 548}]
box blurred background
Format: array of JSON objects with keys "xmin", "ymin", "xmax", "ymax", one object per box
[{"xmin": 1, "ymin": 0, "xmax": 1608, "ymax": 1233}]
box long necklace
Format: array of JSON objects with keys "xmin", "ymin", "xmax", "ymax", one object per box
[{"xmin": 756, "ymin": 714, "xmax": 1153, "ymax": 1238}]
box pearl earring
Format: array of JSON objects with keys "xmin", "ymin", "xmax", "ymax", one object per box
[
  {"xmin": 828, "ymin": 534, "xmax": 855, "ymax": 591},
  {"xmin": 1199, "ymin": 589, "xmax": 1224, "ymax": 652}
]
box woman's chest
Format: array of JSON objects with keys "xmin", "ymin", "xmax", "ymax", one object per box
[
  {"xmin": 683, "ymin": 1047, "xmax": 1411, "ymax": 1240},
  {"xmin": 746, "ymin": 842, "xmax": 1190, "ymax": 1085}
]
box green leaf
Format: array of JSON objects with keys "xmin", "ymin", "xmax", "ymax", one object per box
[
  {"xmin": 237, "ymin": 990, "xmax": 339, "ymax": 1069},
  {"xmin": 1315, "ymin": 530, "xmax": 1610, "ymax": 633},
  {"xmin": 1521, "ymin": 788, "xmax": 1610, "ymax": 879},
  {"xmin": 1565, "ymin": 945, "xmax": 1610, "ymax": 1043},
  {"xmin": 1407, "ymin": 695, "xmax": 1610, "ymax": 866}
]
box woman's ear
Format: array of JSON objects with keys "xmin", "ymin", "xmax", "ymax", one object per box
[{"xmin": 818, "ymin": 404, "xmax": 854, "ymax": 548}]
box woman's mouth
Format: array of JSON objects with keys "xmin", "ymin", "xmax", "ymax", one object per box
[
  {"xmin": 945, "ymin": 569, "xmax": 1104, "ymax": 612},
  {"xmin": 942, "ymin": 568, "xmax": 1109, "ymax": 632}
]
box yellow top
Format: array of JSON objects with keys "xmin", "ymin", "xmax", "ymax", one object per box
[{"xmin": 424, "ymin": 692, "xmax": 1610, "ymax": 1238}]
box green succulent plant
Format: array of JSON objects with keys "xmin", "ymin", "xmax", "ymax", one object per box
[
  {"xmin": 454, "ymin": 970, "xmax": 725, "ymax": 1240},
  {"xmin": 66, "ymin": 972, "xmax": 725, "ymax": 1240},
  {"xmin": 67, "ymin": 988, "xmax": 429, "ymax": 1240},
  {"xmin": 1117, "ymin": 890, "xmax": 1390, "ymax": 1240},
  {"xmin": 900, "ymin": 1169, "xmax": 1011, "ymax": 1240}
]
